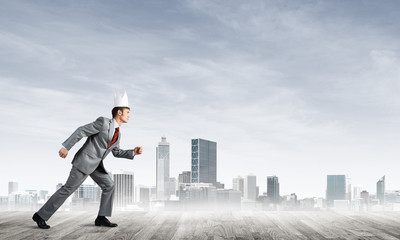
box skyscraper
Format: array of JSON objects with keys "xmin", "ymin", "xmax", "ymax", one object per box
[
  {"xmin": 346, "ymin": 175, "xmax": 352, "ymax": 200},
  {"xmin": 8, "ymin": 181, "xmax": 18, "ymax": 195},
  {"xmin": 326, "ymin": 175, "xmax": 346, "ymax": 207},
  {"xmin": 191, "ymin": 138, "xmax": 217, "ymax": 185},
  {"xmin": 232, "ymin": 176, "xmax": 244, "ymax": 197},
  {"xmin": 353, "ymin": 185, "xmax": 363, "ymax": 200},
  {"xmin": 267, "ymin": 176, "xmax": 280, "ymax": 204},
  {"xmin": 113, "ymin": 172, "xmax": 134, "ymax": 209},
  {"xmin": 377, "ymin": 176, "xmax": 385, "ymax": 205},
  {"xmin": 39, "ymin": 190, "xmax": 48, "ymax": 201},
  {"xmin": 135, "ymin": 185, "xmax": 150, "ymax": 203},
  {"xmin": 71, "ymin": 184, "xmax": 101, "ymax": 210},
  {"xmin": 73, "ymin": 184, "xmax": 101, "ymax": 202},
  {"xmin": 156, "ymin": 136, "xmax": 170, "ymax": 200},
  {"xmin": 179, "ymin": 171, "xmax": 191, "ymax": 184},
  {"xmin": 244, "ymin": 175, "xmax": 257, "ymax": 201},
  {"xmin": 165, "ymin": 177, "xmax": 177, "ymax": 198}
]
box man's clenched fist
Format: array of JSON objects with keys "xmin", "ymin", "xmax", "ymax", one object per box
[
  {"xmin": 59, "ymin": 148, "xmax": 69, "ymax": 158},
  {"xmin": 134, "ymin": 146, "xmax": 143, "ymax": 155}
]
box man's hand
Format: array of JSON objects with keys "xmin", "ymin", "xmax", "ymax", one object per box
[
  {"xmin": 134, "ymin": 146, "xmax": 143, "ymax": 155},
  {"xmin": 59, "ymin": 148, "xmax": 68, "ymax": 158}
]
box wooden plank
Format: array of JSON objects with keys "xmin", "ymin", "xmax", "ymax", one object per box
[
  {"xmin": 297, "ymin": 211, "xmax": 343, "ymax": 239},
  {"xmin": 2, "ymin": 211, "xmax": 400, "ymax": 239},
  {"xmin": 190, "ymin": 211, "xmax": 218, "ymax": 240},
  {"xmin": 211, "ymin": 211, "xmax": 255, "ymax": 240},
  {"xmin": 108, "ymin": 211, "xmax": 160, "ymax": 240},
  {"xmin": 241, "ymin": 211, "xmax": 277, "ymax": 240},
  {"xmin": 264, "ymin": 212, "xmax": 312, "ymax": 239},
  {"xmin": 342, "ymin": 212, "xmax": 400, "ymax": 239},
  {"xmin": 122, "ymin": 211, "xmax": 179, "ymax": 240},
  {"xmin": 171, "ymin": 211, "xmax": 202, "ymax": 240}
]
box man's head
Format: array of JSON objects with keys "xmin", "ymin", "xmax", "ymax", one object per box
[{"xmin": 112, "ymin": 107, "xmax": 130, "ymax": 123}]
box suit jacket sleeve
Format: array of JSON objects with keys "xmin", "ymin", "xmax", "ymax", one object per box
[
  {"xmin": 111, "ymin": 142, "xmax": 135, "ymax": 159},
  {"xmin": 62, "ymin": 117, "xmax": 105, "ymax": 151}
]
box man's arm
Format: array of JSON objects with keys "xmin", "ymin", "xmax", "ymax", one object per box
[
  {"xmin": 111, "ymin": 143, "xmax": 143, "ymax": 159},
  {"xmin": 58, "ymin": 117, "xmax": 105, "ymax": 158}
]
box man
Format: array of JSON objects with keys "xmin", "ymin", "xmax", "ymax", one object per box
[{"xmin": 32, "ymin": 92, "xmax": 143, "ymax": 229}]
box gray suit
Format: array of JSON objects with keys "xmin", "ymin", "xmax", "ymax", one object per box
[{"xmin": 37, "ymin": 117, "xmax": 134, "ymax": 221}]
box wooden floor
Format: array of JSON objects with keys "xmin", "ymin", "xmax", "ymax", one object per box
[{"xmin": 1, "ymin": 211, "xmax": 400, "ymax": 240}]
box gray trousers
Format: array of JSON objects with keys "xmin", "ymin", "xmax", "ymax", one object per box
[{"xmin": 37, "ymin": 166, "xmax": 115, "ymax": 221}]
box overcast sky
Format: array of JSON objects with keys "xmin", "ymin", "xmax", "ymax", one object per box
[{"xmin": 1, "ymin": 0, "xmax": 400, "ymax": 198}]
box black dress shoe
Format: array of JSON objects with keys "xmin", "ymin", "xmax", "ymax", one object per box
[
  {"xmin": 95, "ymin": 216, "xmax": 118, "ymax": 227},
  {"xmin": 32, "ymin": 213, "xmax": 50, "ymax": 229}
]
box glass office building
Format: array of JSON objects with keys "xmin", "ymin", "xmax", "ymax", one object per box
[
  {"xmin": 377, "ymin": 176, "xmax": 385, "ymax": 205},
  {"xmin": 326, "ymin": 175, "xmax": 346, "ymax": 207},
  {"xmin": 191, "ymin": 139, "xmax": 217, "ymax": 185},
  {"xmin": 267, "ymin": 176, "xmax": 280, "ymax": 203}
]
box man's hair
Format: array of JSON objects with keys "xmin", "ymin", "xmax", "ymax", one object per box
[{"xmin": 112, "ymin": 107, "xmax": 130, "ymax": 118}]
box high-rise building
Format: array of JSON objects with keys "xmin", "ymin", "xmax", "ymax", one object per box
[
  {"xmin": 244, "ymin": 175, "xmax": 257, "ymax": 201},
  {"xmin": 353, "ymin": 185, "xmax": 363, "ymax": 200},
  {"xmin": 179, "ymin": 171, "xmax": 191, "ymax": 184},
  {"xmin": 377, "ymin": 176, "xmax": 385, "ymax": 205},
  {"xmin": 267, "ymin": 176, "xmax": 280, "ymax": 204},
  {"xmin": 216, "ymin": 189, "xmax": 242, "ymax": 210},
  {"xmin": 39, "ymin": 190, "xmax": 49, "ymax": 201},
  {"xmin": 8, "ymin": 181, "xmax": 18, "ymax": 195},
  {"xmin": 326, "ymin": 175, "xmax": 346, "ymax": 207},
  {"xmin": 71, "ymin": 184, "xmax": 101, "ymax": 210},
  {"xmin": 232, "ymin": 176, "xmax": 244, "ymax": 197},
  {"xmin": 135, "ymin": 185, "xmax": 150, "ymax": 203},
  {"xmin": 179, "ymin": 183, "xmax": 217, "ymax": 210},
  {"xmin": 0, "ymin": 196, "xmax": 8, "ymax": 209},
  {"xmin": 346, "ymin": 176, "xmax": 352, "ymax": 200},
  {"xmin": 360, "ymin": 190, "xmax": 369, "ymax": 201},
  {"xmin": 150, "ymin": 186, "xmax": 157, "ymax": 201},
  {"xmin": 156, "ymin": 136, "xmax": 170, "ymax": 200},
  {"xmin": 191, "ymin": 138, "xmax": 217, "ymax": 185},
  {"xmin": 177, "ymin": 171, "xmax": 191, "ymax": 199},
  {"xmin": 384, "ymin": 191, "xmax": 400, "ymax": 203},
  {"xmin": 165, "ymin": 177, "xmax": 177, "ymax": 198},
  {"xmin": 73, "ymin": 184, "xmax": 101, "ymax": 202},
  {"xmin": 113, "ymin": 172, "xmax": 134, "ymax": 209},
  {"xmin": 360, "ymin": 190, "xmax": 370, "ymax": 209}
]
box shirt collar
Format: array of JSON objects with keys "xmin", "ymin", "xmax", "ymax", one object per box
[{"xmin": 113, "ymin": 118, "xmax": 120, "ymax": 129}]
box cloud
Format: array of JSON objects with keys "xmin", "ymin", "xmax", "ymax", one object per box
[{"xmin": 1, "ymin": 0, "xmax": 400, "ymax": 198}]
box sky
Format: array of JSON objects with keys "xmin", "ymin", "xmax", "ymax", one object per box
[{"xmin": 1, "ymin": 0, "xmax": 400, "ymax": 199}]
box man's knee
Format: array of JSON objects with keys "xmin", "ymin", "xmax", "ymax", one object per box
[
  {"xmin": 59, "ymin": 184, "xmax": 76, "ymax": 196},
  {"xmin": 103, "ymin": 181, "xmax": 114, "ymax": 192}
]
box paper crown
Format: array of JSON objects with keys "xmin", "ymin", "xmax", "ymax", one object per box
[{"xmin": 114, "ymin": 91, "xmax": 129, "ymax": 108}]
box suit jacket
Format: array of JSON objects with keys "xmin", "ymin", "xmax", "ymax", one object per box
[{"xmin": 62, "ymin": 117, "xmax": 134, "ymax": 174}]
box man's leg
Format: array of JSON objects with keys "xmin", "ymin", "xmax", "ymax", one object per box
[
  {"xmin": 90, "ymin": 169, "xmax": 115, "ymax": 217},
  {"xmin": 90, "ymin": 168, "xmax": 117, "ymax": 227},
  {"xmin": 37, "ymin": 166, "xmax": 88, "ymax": 221}
]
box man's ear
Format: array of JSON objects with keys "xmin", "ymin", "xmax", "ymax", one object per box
[{"xmin": 118, "ymin": 110, "xmax": 123, "ymax": 116}]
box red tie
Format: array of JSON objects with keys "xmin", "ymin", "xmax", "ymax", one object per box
[{"xmin": 109, "ymin": 127, "xmax": 119, "ymax": 147}]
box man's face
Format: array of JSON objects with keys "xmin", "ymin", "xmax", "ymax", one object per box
[{"xmin": 119, "ymin": 108, "xmax": 130, "ymax": 123}]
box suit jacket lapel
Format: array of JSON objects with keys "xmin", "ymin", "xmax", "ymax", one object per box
[{"xmin": 107, "ymin": 119, "xmax": 114, "ymax": 146}]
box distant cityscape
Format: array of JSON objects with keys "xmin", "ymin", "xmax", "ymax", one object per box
[{"xmin": 2, "ymin": 137, "xmax": 400, "ymax": 212}]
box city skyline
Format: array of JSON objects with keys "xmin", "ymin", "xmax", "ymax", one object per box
[
  {"xmin": 1, "ymin": 1, "xmax": 400, "ymax": 198},
  {"xmin": 3, "ymin": 172, "xmax": 396, "ymax": 206},
  {"xmin": 1, "ymin": 135, "xmax": 397, "ymax": 198}
]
